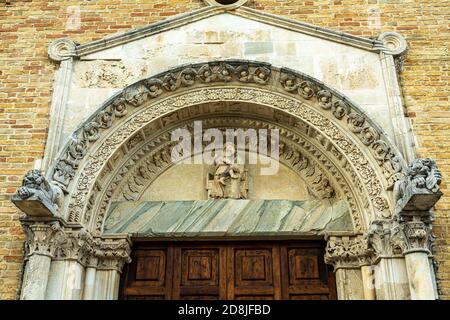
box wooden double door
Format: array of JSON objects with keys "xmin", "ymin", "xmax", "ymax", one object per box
[{"xmin": 120, "ymin": 240, "xmax": 337, "ymax": 300}]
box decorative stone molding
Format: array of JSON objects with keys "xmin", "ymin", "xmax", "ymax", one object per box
[
  {"xmin": 22, "ymin": 222, "xmax": 66, "ymax": 259},
  {"xmin": 394, "ymin": 158, "xmax": 442, "ymax": 215},
  {"xmin": 378, "ymin": 32, "xmax": 408, "ymax": 75},
  {"xmin": 325, "ymin": 235, "xmax": 373, "ymax": 269},
  {"xmin": 48, "ymin": 38, "xmax": 77, "ymax": 62},
  {"xmin": 12, "ymin": 170, "xmax": 65, "ymax": 218}
]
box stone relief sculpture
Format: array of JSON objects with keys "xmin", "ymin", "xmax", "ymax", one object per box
[
  {"xmin": 12, "ymin": 169, "xmax": 64, "ymax": 217},
  {"xmin": 394, "ymin": 158, "xmax": 442, "ymax": 214},
  {"xmin": 207, "ymin": 143, "xmax": 248, "ymax": 199}
]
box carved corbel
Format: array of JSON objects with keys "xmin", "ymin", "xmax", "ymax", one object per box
[
  {"xmin": 22, "ymin": 222, "xmax": 66, "ymax": 259},
  {"xmin": 394, "ymin": 158, "xmax": 442, "ymax": 216},
  {"xmin": 325, "ymin": 235, "xmax": 373, "ymax": 270},
  {"xmin": 12, "ymin": 169, "xmax": 65, "ymax": 218}
]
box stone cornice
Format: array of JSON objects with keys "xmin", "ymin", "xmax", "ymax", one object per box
[{"xmin": 48, "ymin": 6, "xmax": 396, "ymax": 61}]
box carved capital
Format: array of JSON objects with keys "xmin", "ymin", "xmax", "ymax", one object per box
[
  {"xmin": 12, "ymin": 169, "xmax": 65, "ymax": 217},
  {"xmin": 368, "ymin": 218, "xmax": 434, "ymax": 258},
  {"xmin": 93, "ymin": 236, "xmax": 132, "ymax": 272},
  {"xmin": 367, "ymin": 219, "xmax": 402, "ymax": 259},
  {"xmin": 325, "ymin": 235, "xmax": 373, "ymax": 269},
  {"xmin": 53, "ymin": 229, "xmax": 95, "ymax": 265},
  {"xmin": 23, "ymin": 222, "xmax": 66, "ymax": 258},
  {"xmin": 394, "ymin": 158, "xmax": 442, "ymax": 216},
  {"xmin": 391, "ymin": 219, "xmax": 433, "ymax": 255}
]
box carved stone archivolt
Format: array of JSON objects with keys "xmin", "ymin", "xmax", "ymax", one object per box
[
  {"xmin": 91, "ymin": 114, "xmax": 368, "ymax": 234},
  {"xmin": 14, "ymin": 61, "xmax": 407, "ymax": 234}
]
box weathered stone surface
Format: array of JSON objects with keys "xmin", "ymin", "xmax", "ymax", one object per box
[
  {"xmin": 11, "ymin": 170, "xmax": 64, "ymax": 218},
  {"xmin": 104, "ymin": 199, "xmax": 353, "ymax": 236},
  {"xmin": 394, "ymin": 158, "xmax": 442, "ymax": 215}
]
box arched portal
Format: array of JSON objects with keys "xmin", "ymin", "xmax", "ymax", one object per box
[
  {"xmin": 13, "ymin": 60, "xmax": 441, "ymax": 300},
  {"xmin": 48, "ymin": 61, "xmax": 406, "ymax": 232}
]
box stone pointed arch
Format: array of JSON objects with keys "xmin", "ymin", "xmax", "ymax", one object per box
[{"xmin": 45, "ymin": 60, "xmax": 407, "ymax": 233}]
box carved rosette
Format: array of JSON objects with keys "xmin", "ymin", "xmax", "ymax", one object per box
[
  {"xmin": 325, "ymin": 235, "xmax": 373, "ymax": 270},
  {"xmin": 22, "ymin": 222, "xmax": 66, "ymax": 259}
]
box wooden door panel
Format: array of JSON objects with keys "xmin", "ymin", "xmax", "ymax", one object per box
[
  {"xmin": 120, "ymin": 241, "xmax": 336, "ymax": 300},
  {"xmin": 280, "ymin": 243, "xmax": 337, "ymax": 300},
  {"xmin": 173, "ymin": 246, "xmax": 226, "ymax": 300},
  {"xmin": 120, "ymin": 247, "xmax": 173, "ymax": 300},
  {"xmin": 228, "ymin": 245, "xmax": 281, "ymax": 300}
]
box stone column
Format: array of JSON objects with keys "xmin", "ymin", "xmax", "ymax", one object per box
[
  {"xmin": 82, "ymin": 257, "xmax": 98, "ymax": 300},
  {"xmin": 20, "ymin": 222, "xmax": 65, "ymax": 300},
  {"xmin": 368, "ymin": 220, "xmax": 411, "ymax": 300},
  {"xmin": 45, "ymin": 230, "xmax": 94, "ymax": 300},
  {"xmin": 91, "ymin": 236, "xmax": 132, "ymax": 300},
  {"xmin": 391, "ymin": 219, "xmax": 438, "ymax": 299},
  {"xmin": 325, "ymin": 235, "xmax": 373, "ymax": 300}
]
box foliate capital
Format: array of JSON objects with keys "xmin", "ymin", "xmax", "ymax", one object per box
[
  {"xmin": 23, "ymin": 222, "xmax": 66, "ymax": 258},
  {"xmin": 93, "ymin": 236, "xmax": 132, "ymax": 272},
  {"xmin": 391, "ymin": 219, "xmax": 433, "ymax": 255},
  {"xmin": 368, "ymin": 218, "xmax": 434, "ymax": 258},
  {"xmin": 325, "ymin": 235, "xmax": 374, "ymax": 269}
]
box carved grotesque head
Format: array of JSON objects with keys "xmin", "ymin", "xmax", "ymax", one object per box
[
  {"xmin": 22, "ymin": 169, "xmax": 45, "ymax": 189},
  {"xmin": 408, "ymin": 158, "xmax": 432, "ymax": 178}
]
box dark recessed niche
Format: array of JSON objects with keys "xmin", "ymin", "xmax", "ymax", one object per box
[{"xmin": 216, "ymin": 0, "xmax": 240, "ymax": 4}]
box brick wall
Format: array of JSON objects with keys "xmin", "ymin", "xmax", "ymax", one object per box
[{"xmin": 0, "ymin": 0, "xmax": 448, "ymax": 299}]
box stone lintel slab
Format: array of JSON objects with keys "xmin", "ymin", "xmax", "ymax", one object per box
[{"xmin": 103, "ymin": 199, "xmax": 354, "ymax": 237}]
